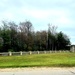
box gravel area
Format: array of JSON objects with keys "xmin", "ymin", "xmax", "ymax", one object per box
[{"xmin": 0, "ymin": 67, "xmax": 75, "ymax": 72}]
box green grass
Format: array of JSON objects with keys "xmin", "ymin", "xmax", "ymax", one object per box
[{"xmin": 0, "ymin": 53, "xmax": 75, "ymax": 68}]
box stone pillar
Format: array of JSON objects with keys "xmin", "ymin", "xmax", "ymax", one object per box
[
  {"xmin": 70, "ymin": 45, "xmax": 75, "ymax": 52},
  {"xmin": 59, "ymin": 50, "xmax": 61, "ymax": 53},
  {"xmin": 20, "ymin": 51, "xmax": 22, "ymax": 55},
  {"xmin": 44, "ymin": 51, "xmax": 46, "ymax": 54},
  {"xmin": 9, "ymin": 52, "xmax": 12, "ymax": 56},
  {"xmin": 29, "ymin": 51, "xmax": 32, "ymax": 55},
  {"xmin": 37, "ymin": 51, "xmax": 39, "ymax": 54},
  {"xmin": 55, "ymin": 50, "xmax": 56, "ymax": 53},
  {"xmin": 50, "ymin": 51, "xmax": 51, "ymax": 53}
]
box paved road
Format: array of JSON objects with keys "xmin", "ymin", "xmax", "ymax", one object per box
[{"xmin": 0, "ymin": 68, "xmax": 75, "ymax": 75}]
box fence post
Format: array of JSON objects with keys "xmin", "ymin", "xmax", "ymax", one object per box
[
  {"xmin": 20, "ymin": 51, "xmax": 22, "ymax": 55},
  {"xmin": 37, "ymin": 51, "xmax": 39, "ymax": 54},
  {"xmin": 29, "ymin": 51, "xmax": 32, "ymax": 55},
  {"xmin": 9, "ymin": 51, "xmax": 12, "ymax": 56},
  {"xmin": 63, "ymin": 50, "xmax": 65, "ymax": 53},
  {"xmin": 55, "ymin": 50, "xmax": 56, "ymax": 53},
  {"xmin": 44, "ymin": 51, "xmax": 46, "ymax": 54},
  {"xmin": 59, "ymin": 50, "xmax": 61, "ymax": 53},
  {"xmin": 50, "ymin": 50, "xmax": 51, "ymax": 53}
]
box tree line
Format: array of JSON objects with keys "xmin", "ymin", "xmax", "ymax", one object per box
[{"xmin": 0, "ymin": 21, "xmax": 70, "ymax": 52}]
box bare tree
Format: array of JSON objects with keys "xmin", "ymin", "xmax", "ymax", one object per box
[{"xmin": 19, "ymin": 21, "xmax": 33, "ymax": 51}]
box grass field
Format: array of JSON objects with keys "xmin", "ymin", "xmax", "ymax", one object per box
[{"xmin": 0, "ymin": 53, "xmax": 75, "ymax": 68}]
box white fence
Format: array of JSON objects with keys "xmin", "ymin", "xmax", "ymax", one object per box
[{"xmin": 0, "ymin": 50, "xmax": 71, "ymax": 56}]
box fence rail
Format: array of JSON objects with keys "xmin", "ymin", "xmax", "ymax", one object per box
[{"xmin": 0, "ymin": 50, "xmax": 72, "ymax": 56}]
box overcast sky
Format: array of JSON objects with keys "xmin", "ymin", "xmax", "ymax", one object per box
[{"xmin": 0, "ymin": 0, "xmax": 75, "ymax": 44}]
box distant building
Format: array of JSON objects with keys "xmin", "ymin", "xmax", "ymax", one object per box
[{"xmin": 70, "ymin": 45, "xmax": 75, "ymax": 52}]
